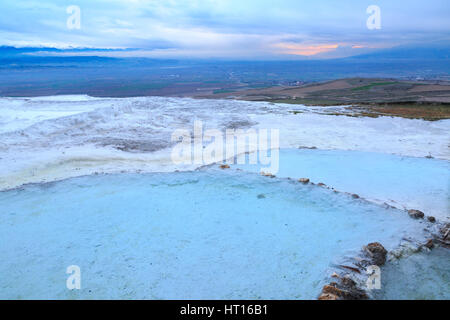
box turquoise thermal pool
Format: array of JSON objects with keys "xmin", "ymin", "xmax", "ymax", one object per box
[
  {"xmin": 0, "ymin": 168, "xmax": 433, "ymax": 299},
  {"xmin": 236, "ymin": 149, "xmax": 450, "ymax": 221}
]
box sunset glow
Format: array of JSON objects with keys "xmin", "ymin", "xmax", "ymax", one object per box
[{"xmin": 274, "ymin": 43, "xmax": 340, "ymax": 56}]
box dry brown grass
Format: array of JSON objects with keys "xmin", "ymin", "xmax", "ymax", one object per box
[{"xmin": 368, "ymin": 104, "xmax": 450, "ymax": 120}]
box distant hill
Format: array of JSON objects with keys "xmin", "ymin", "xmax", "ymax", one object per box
[{"xmin": 350, "ymin": 44, "xmax": 450, "ymax": 60}]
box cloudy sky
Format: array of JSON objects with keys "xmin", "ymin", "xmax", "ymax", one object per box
[{"xmin": 1, "ymin": 0, "xmax": 449, "ymax": 59}]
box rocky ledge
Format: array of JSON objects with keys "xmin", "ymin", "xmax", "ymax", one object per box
[
  {"xmin": 318, "ymin": 276, "xmax": 368, "ymax": 300},
  {"xmin": 318, "ymin": 242, "xmax": 388, "ymax": 300}
]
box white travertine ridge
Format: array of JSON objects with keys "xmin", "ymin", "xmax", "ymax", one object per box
[{"xmin": 0, "ymin": 95, "xmax": 449, "ymax": 192}]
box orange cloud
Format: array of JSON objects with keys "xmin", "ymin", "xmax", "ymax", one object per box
[{"xmin": 274, "ymin": 43, "xmax": 339, "ymax": 56}]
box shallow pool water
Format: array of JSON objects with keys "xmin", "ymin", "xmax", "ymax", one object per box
[
  {"xmin": 374, "ymin": 247, "xmax": 450, "ymax": 300},
  {"xmin": 236, "ymin": 149, "xmax": 450, "ymax": 221},
  {"xmin": 0, "ymin": 170, "xmax": 430, "ymax": 299}
]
